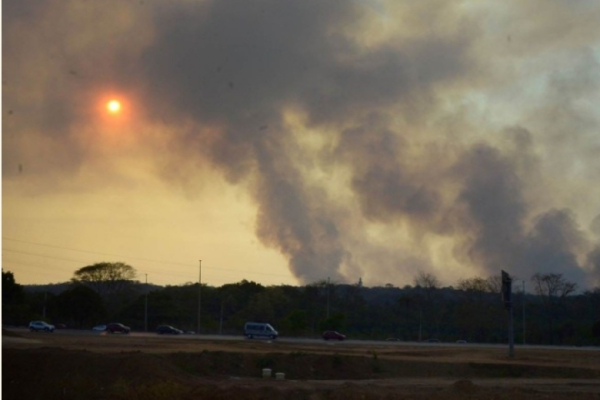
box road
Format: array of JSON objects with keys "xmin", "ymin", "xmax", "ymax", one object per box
[{"xmin": 6, "ymin": 327, "xmax": 599, "ymax": 352}]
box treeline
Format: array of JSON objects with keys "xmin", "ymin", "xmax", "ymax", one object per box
[{"xmin": 3, "ymin": 268, "xmax": 600, "ymax": 346}]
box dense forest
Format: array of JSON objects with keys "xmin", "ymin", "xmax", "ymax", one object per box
[{"xmin": 3, "ymin": 266, "xmax": 600, "ymax": 346}]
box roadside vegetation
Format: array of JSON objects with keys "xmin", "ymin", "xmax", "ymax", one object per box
[{"xmin": 3, "ymin": 267, "xmax": 600, "ymax": 346}]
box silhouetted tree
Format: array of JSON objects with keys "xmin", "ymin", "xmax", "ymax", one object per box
[
  {"xmin": 2, "ymin": 271, "xmax": 25, "ymax": 304},
  {"xmin": 2, "ymin": 271, "xmax": 28, "ymax": 325},
  {"xmin": 285, "ymin": 309, "xmax": 308, "ymax": 335},
  {"xmin": 72, "ymin": 262, "xmax": 137, "ymax": 315},
  {"xmin": 414, "ymin": 272, "xmax": 441, "ymax": 339},
  {"xmin": 454, "ymin": 277, "xmax": 503, "ymax": 342},
  {"xmin": 531, "ymin": 272, "xmax": 577, "ymax": 344},
  {"xmin": 55, "ymin": 285, "xmax": 107, "ymax": 328},
  {"xmin": 72, "ymin": 262, "xmax": 136, "ymax": 295}
]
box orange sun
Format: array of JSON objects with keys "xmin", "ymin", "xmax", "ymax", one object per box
[{"xmin": 106, "ymin": 100, "xmax": 121, "ymax": 113}]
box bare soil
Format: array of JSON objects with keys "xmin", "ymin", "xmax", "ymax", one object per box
[{"xmin": 3, "ymin": 329, "xmax": 600, "ymax": 399}]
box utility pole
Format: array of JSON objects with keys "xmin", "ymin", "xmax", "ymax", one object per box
[
  {"xmin": 522, "ymin": 280, "xmax": 526, "ymax": 345},
  {"xmin": 219, "ymin": 301, "xmax": 224, "ymax": 335},
  {"xmin": 144, "ymin": 274, "xmax": 148, "ymax": 332},
  {"xmin": 418, "ymin": 308, "xmax": 423, "ymax": 342},
  {"xmin": 326, "ymin": 277, "xmax": 330, "ymax": 319},
  {"xmin": 42, "ymin": 292, "xmax": 47, "ymax": 319},
  {"xmin": 197, "ymin": 260, "xmax": 202, "ymax": 335},
  {"xmin": 502, "ymin": 270, "xmax": 515, "ymax": 358}
]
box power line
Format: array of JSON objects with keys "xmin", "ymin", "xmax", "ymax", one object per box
[
  {"xmin": 3, "ymin": 248, "xmax": 97, "ymax": 265},
  {"xmin": 3, "ymin": 237, "xmax": 197, "ymax": 267},
  {"xmin": 2, "ymin": 236, "xmax": 294, "ymax": 279},
  {"xmin": 2, "ymin": 252, "xmax": 190, "ymax": 280},
  {"xmin": 2, "ymin": 249, "xmax": 292, "ymax": 284},
  {"xmin": 0, "ymin": 259, "xmax": 73, "ymax": 280}
]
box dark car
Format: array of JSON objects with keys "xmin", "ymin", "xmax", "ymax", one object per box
[
  {"xmin": 424, "ymin": 338, "xmax": 440, "ymax": 343},
  {"xmin": 322, "ymin": 330, "xmax": 346, "ymax": 341},
  {"xmin": 106, "ymin": 323, "xmax": 130, "ymax": 334},
  {"xmin": 156, "ymin": 325, "xmax": 183, "ymax": 335}
]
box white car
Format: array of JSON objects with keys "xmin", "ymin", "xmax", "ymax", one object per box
[
  {"xmin": 92, "ymin": 324, "xmax": 107, "ymax": 331},
  {"xmin": 29, "ymin": 321, "xmax": 55, "ymax": 332}
]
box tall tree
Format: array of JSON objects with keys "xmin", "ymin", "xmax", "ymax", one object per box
[
  {"xmin": 414, "ymin": 272, "xmax": 441, "ymax": 339},
  {"xmin": 72, "ymin": 262, "xmax": 137, "ymax": 315},
  {"xmin": 455, "ymin": 276, "xmax": 502, "ymax": 342},
  {"xmin": 2, "ymin": 271, "xmax": 28, "ymax": 325},
  {"xmin": 55, "ymin": 285, "xmax": 107, "ymax": 328},
  {"xmin": 531, "ymin": 273, "xmax": 577, "ymax": 299},
  {"xmin": 72, "ymin": 262, "xmax": 136, "ymax": 296},
  {"xmin": 2, "ymin": 270, "xmax": 25, "ymax": 304},
  {"xmin": 414, "ymin": 272, "xmax": 439, "ymax": 289},
  {"xmin": 531, "ymin": 272, "xmax": 577, "ymax": 344}
]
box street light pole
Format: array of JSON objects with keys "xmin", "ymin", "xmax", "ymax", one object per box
[
  {"xmin": 197, "ymin": 260, "xmax": 202, "ymax": 335},
  {"xmin": 326, "ymin": 277, "xmax": 330, "ymax": 319},
  {"xmin": 522, "ymin": 280, "xmax": 526, "ymax": 345},
  {"xmin": 144, "ymin": 274, "xmax": 148, "ymax": 332},
  {"xmin": 43, "ymin": 292, "xmax": 47, "ymax": 319}
]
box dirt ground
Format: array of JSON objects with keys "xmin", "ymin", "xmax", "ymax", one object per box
[{"xmin": 3, "ymin": 329, "xmax": 600, "ymax": 399}]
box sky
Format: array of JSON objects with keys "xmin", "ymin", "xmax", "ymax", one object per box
[{"xmin": 2, "ymin": 0, "xmax": 600, "ymax": 289}]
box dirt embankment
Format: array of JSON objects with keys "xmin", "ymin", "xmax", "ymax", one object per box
[{"xmin": 3, "ymin": 330, "xmax": 600, "ymax": 400}]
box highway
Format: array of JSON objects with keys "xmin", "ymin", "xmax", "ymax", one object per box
[{"xmin": 5, "ymin": 327, "xmax": 599, "ymax": 352}]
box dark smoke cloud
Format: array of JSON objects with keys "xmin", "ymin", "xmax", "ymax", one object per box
[
  {"xmin": 591, "ymin": 215, "xmax": 600, "ymax": 237},
  {"xmin": 132, "ymin": 0, "xmax": 480, "ymax": 284},
  {"xmin": 336, "ymin": 115, "xmax": 442, "ymax": 223},
  {"xmin": 3, "ymin": 0, "xmax": 600, "ymax": 287},
  {"xmin": 451, "ymin": 143, "xmax": 527, "ymax": 273},
  {"xmin": 523, "ymin": 209, "xmax": 589, "ymax": 284},
  {"xmin": 587, "ymin": 246, "xmax": 600, "ymax": 286}
]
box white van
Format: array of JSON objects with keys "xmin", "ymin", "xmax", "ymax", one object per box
[{"xmin": 244, "ymin": 322, "xmax": 278, "ymax": 339}]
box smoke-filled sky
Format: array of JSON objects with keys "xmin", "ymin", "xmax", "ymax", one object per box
[{"xmin": 3, "ymin": 0, "xmax": 600, "ymax": 289}]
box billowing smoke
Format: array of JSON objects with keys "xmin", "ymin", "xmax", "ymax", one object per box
[{"xmin": 3, "ymin": 0, "xmax": 600, "ymax": 287}]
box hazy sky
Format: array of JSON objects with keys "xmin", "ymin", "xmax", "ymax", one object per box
[{"xmin": 3, "ymin": 0, "xmax": 600, "ymax": 289}]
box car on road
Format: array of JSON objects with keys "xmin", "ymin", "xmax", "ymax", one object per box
[
  {"xmin": 106, "ymin": 323, "xmax": 130, "ymax": 334},
  {"xmin": 156, "ymin": 325, "xmax": 183, "ymax": 334},
  {"xmin": 322, "ymin": 330, "xmax": 346, "ymax": 341},
  {"xmin": 456, "ymin": 339, "xmax": 468, "ymax": 344},
  {"xmin": 424, "ymin": 338, "xmax": 441, "ymax": 343},
  {"xmin": 29, "ymin": 321, "xmax": 55, "ymax": 332},
  {"xmin": 92, "ymin": 324, "xmax": 107, "ymax": 331},
  {"xmin": 244, "ymin": 322, "xmax": 278, "ymax": 339}
]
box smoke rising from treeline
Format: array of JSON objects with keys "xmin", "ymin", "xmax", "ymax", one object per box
[{"xmin": 3, "ymin": 0, "xmax": 599, "ymax": 287}]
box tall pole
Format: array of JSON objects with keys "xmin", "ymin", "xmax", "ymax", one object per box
[
  {"xmin": 197, "ymin": 260, "xmax": 202, "ymax": 335},
  {"xmin": 219, "ymin": 301, "xmax": 224, "ymax": 335},
  {"xmin": 144, "ymin": 274, "xmax": 148, "ymax": 332},
  {"xmin": 522, "ymin": 280, "xmax": 526, "ymax": 345},
  {"xmin": 326, "ymin": 277, "xmax": 330, "ymax": 319},
  {"xmin": 43, "ymin": 292, "xmax": 47, "ymax": 319},
  {"xmin": 418, "ymin": 308, "xmax": 423, "ymax": 342},
  {"xmin": 508, "ymin": 304, "xmax": 515, "ymax": 358},
  {"xmin": 501, "ymin": 270, "xmax": 514, "ymax": 358}
]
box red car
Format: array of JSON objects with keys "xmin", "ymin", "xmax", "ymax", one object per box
[
  {"xmin": 322, "ymin": 330, "xmax": 346, "ymax": 341},
  {"xmin": 106, "ymin": 323, "xmax": 131, "ymax": 334}
]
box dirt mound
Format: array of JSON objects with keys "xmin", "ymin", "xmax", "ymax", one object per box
[
  {"xmin": 452, "ymin": 379, "xmax": 477, "ymax": 393},
  {"xmin": 2, "ymin": 328, "xmax": 22, "ymax": 337},
  {"xmin": 3, "ymin": 347, "xmax": 192, "ymax": 399},
  {"xmin": 5, "ymin": 347, "xmax": 600, "ymax": 400}
]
